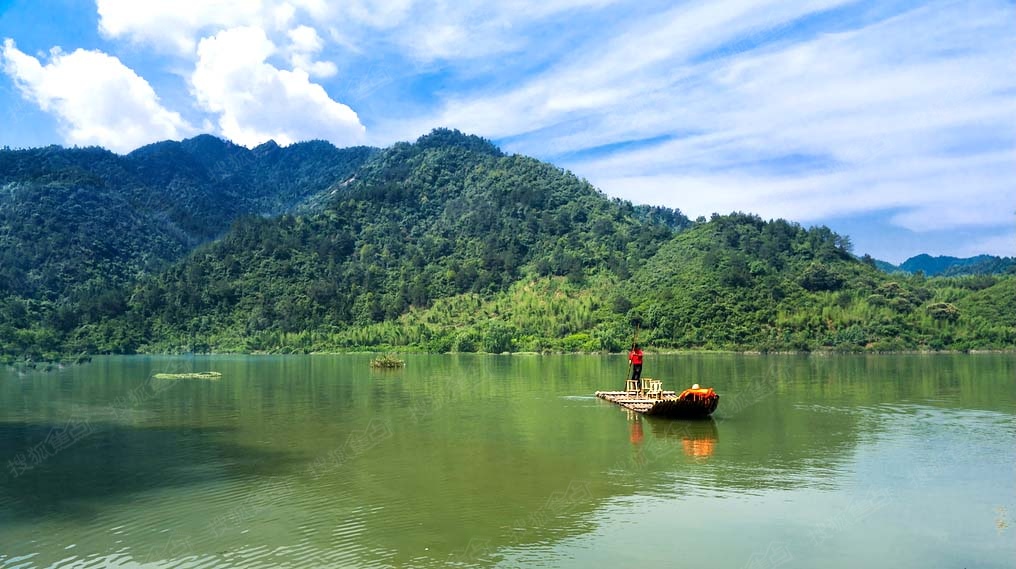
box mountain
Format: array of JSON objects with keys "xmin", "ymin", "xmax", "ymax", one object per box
[
  {"xmin": 895, "ymin": 254, "xmax": 1015, "ymax": 276},
  {"xmin": 0, "ymin": 136, "xmax": 374, "ymax": 360},
  {"xmin": 72, "ymin": 131, "xmax": 1015, "ymax": 355},
  {"xmin": 85, "ymin": 129, "xmax": 689, "ymax": 354},
  {"xmin": 624, "ymin": 213, "xmax": 863, "ymax": 350},
  {"xmin": 0, "ymin": 136, "xmax": 374, "ymax": 298},
  {"xmin": 1, "ymin": 130, "xmax": 1014, "ymax": 361}
]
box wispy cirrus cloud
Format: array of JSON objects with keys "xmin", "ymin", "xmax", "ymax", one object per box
[
  {"xmin": 382, "ymin": 0, "xmax": 861, "ymax": 141},
  {"xmin": 377, "ymin": 0, "xmax": 1014, "ymax": 256},
  {"xmin": 95, "ymin": 0, "xmax": 616, "ymax": 62}
]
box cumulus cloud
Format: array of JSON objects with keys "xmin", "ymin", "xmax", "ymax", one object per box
[
  {"xmin": 97, "ymin": 0, "xmax": 273, "ymax": 54},
  {"xmin": 287, "ymin": 25, "xmax": 337, "ymax": 78},
  {"xmin": 191, "ymin": 26, "xmax": 364, "ymax": 147},
  {"xmin": 0, "ymin": 39, "xmax": 195, "ymax": 152},
  {"xmin": 95, "ymin": 1, "xmax": 364, "ymax": 146}
]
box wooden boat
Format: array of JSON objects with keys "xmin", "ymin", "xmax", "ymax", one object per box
[{"xmin": 596, "ymin": 379, "xmax": 719, "ymax": 419}]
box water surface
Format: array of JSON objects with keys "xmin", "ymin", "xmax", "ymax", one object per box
[{"xmin": 1, "ymin": 354, "xmax": 1014, "ymax": 568}]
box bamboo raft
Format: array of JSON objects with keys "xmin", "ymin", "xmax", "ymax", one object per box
[
  {"xmin": 596, "ymin": 378, "xmax": 719, "ymax": 419},
  {"xmin": 153, "ymin": 371, "xmax": 222, "ymax": 380}
]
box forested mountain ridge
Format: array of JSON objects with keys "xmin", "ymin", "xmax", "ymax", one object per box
[
  {"xmin": 0, "ymin": 136, "xmax": 374, "ymax": 298},
  {"xmin": 0, "ymin": 136, "xmax": 374, "ymax": 361},
  {"xmin": 1, "ymin": 129, "xmax": 1014, "ymax": 362}
]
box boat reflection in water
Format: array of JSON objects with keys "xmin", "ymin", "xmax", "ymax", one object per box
[
  {"xmin": 628, "ymin": 412, "xmax": 645, "ymax": 445},
  {"xmin": 626, "ymin": 412, "xmax": 718, "ymax": 458},
  {"xmin": 679, "ymin": 422, "xmax": 717, "ymax": 458}
]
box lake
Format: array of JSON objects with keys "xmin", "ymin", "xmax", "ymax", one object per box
[{"xmin": 1, "ymin": 354, "xmax": 1014, "ymax": 568}]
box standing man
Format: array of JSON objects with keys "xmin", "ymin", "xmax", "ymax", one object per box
[{"xmin": 629, "ymin": 344, "xmax": 644, "ymax": 390}]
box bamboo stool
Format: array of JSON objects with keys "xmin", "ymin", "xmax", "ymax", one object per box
[{"xmin": 645, "ymin": 379, "xmax": 663, "ymax": 399}]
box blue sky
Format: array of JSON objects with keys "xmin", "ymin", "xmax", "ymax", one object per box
[{"xmin": 1, "ymin": 0, "xmax": 1013, "ymax": 263}]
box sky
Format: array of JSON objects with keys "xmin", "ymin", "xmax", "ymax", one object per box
[{"xmin": 0, "ymin": 0, "xmax": 1013, "ymax": 264}]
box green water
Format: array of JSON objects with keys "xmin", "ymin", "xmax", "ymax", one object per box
[{"xmin": 1, "ymin": 354, "xmax": 1014, "ymax": 568}]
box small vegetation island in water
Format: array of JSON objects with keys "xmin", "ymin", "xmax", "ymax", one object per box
[
  {"xmin": 0, "ymin": 129, "xmax": 1014, "ymax": 363},
  {"xmin": 370, "ymin": 354, "xmax": 406, "ymax": 368}
]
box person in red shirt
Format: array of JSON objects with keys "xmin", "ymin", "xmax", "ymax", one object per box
[{"xmin": 629, "ymin": 344, "xmax": 644, "ymax": 389}]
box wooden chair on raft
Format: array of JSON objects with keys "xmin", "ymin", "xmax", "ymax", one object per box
[
  {"xmin": 645, "ymin": 379, "xmax": 663, "ymax": 399},
  {"xmin": 625, "ymin": 378, "xmax": 640, "ymax": 394}
]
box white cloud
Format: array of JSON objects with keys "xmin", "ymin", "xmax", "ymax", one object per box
[
  {"xmin": 96, "ymin": 0, "xmax": 270, "ymax": 54},
  {"xmin": 235, "ymin": 0, "xmax": 614, "ymax": 62},
  {"xmin": 0, "ymin": 38, "xmax": 195, "ymax": 153},
  {"xmin": 287, "ymin": 25, "xmax": 337, "ymax": 78},
  {"xmin": 296, "ymin": 0, "xmax": 512, "ymax": 60},
  {"xmin": 288, "ymin": 24, "xmax": 323, "ymax": 52},
  {"xmin": 383, "ymin": 0, "xmax": 1015, "ymax": 237},
  {"xmin": 331, "ymin": 0, "xmax": 415, "ymax": 29},
  {"xmin": 191, "ymin": 26, "xmax": 364, "ymax": 147},
  {"xmin": 593, "ymin": 151, "xmax": 1016, "ymax": 230},
  {"xmin": 94, "ymin": 0, "xmax": 553, "ymax": 61},
  {"xmin": 381, "ymin": 0, "xmax": 857, "ymax": 142}
]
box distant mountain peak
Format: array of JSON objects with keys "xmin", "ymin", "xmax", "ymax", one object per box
[
  {"xmin": 128, "ymin": 134, "xmax": 239, "ymax": 159},
  {"xmin": 893, "ymin": 253, "xmax": 1014, "ymax": 276},
  {"xmin": 414, "ymin": 128, "xmax": 504, "ymax": 157},
  {"xmin": 253, "ymin": 139, "xmax": 280, "ymax": 152}
]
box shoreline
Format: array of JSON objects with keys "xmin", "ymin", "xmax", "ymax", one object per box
[{"xmin": 7, "ymin": 348, "xmax": 1015, "ymax": 370}]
